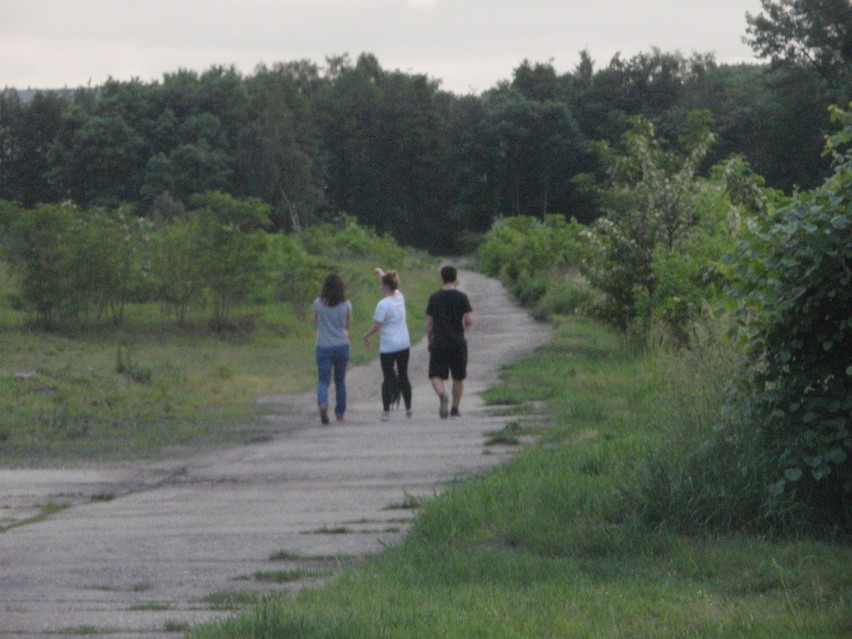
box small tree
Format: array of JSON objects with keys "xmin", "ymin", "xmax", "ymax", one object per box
[
  {"xmin": 581, "ymin": 113, "xmax": 715, "ymax": 329},
  {"xmin": 190, "ymin": 191, "xmax": 270, "ymax": 326},
  {"xmin": 5, "ymin": 203, "xmax": 77, "ymax": 329},
  {"xmin": 69, "ymin": 205, "xmax": 152, "ymax": 325},
  {"xmin": 264, "ymin": 232, "xmax": 324, "ymax": 320},
  {"xmin": 150, "ymin": 214, "xmax": 206, "ymax": 325}
]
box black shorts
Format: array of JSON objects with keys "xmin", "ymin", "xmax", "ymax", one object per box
[{"xmin": 429, "ymin": 343, "xmax": 467, "ymax": 381}]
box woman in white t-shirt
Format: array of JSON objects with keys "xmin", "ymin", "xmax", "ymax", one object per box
[{"xmin": 363, "ymin": 268, "xmax": 412, "ymax": 421}]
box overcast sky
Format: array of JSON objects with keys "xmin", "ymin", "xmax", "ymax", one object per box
[{"xmin": 1, "ymin": 0, "xmax": 765, "ymax": 95}]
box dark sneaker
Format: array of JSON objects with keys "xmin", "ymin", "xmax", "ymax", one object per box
[
  {"xmin": 439, "ymin": 394, "xmax": 449, "ymax": 419},
  {"xmin": 319, "ymin": 406, "xmax": 330, "ymax": 425},
  {"xmin": 450, "ymin": 407, "xmax": 460, "ymax": 418}
]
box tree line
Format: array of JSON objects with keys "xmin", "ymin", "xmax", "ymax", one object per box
[{"xmin": 1, "ymin": 26, "xmax": 848, "ymax": 252}]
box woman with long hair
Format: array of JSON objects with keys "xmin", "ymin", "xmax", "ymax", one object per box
[
  {"xmin": 313, "ymin": 273, "xmax": 352, "ymax": 424},
  {"xmin": 363, "ymin": 268, "xmax": 412, "ymax": 421}
]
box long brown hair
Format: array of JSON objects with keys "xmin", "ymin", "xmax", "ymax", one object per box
[{"xmin": 320, "ymin": 273, "xmax": 347, "ymax": 306}]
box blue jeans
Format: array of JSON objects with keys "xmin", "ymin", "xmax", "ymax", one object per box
[{"xmin": 316, "ymin": 344, "xmax": 349, "ymax": 417}]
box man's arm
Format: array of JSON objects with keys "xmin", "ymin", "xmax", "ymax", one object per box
[
  {"xmin": 426, "ymin": 315, "xmax": 434, "ymax": 348},
  {"xmin": 463, "ymin": 311, "xmax": 473, "ymax": 331}
]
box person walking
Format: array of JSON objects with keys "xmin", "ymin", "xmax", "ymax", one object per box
[
  {"xmin": 313, "ymin": 273, "xmax": 352, "ymax": 424},
  {"xmin": 426, "ymin": 265, "xmax": 473, "ymax": 418},
  {"xmin": 363, "ymin": 268, "xmax": 413, "ymax": 422}
]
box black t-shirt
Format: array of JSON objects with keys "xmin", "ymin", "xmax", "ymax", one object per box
[{"xmin": 426, "ymin": 288, "xmax": 472, "ymax": 349}]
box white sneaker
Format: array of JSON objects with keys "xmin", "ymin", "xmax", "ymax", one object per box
[{"xmin": 381, "ymin": 411, "xmax": 390, "ymax": 422}]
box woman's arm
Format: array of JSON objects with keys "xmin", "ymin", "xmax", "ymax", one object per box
[{"xmin": 363, "ymin": 320, "xmax": 382, "ymax": 347}]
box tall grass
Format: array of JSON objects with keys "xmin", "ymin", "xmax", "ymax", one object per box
[{"xmin": 189, "ymin": 317, "xmax": 851, "ymax": 639}]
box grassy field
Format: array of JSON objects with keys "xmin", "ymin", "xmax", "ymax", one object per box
[
  {"xmin": 0, "ymin": 255, "xmax": 438, "ymax": 466},
  {"xmin": 189, "ymin": 317, "xmax": 851, "ymax": 639}
]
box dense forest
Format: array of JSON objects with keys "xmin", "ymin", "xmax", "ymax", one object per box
[{"xmin": 1, "ymin": 31, "xmax": 848, "ymax": 252}]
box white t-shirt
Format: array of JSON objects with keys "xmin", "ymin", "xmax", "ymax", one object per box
[{"xmin": 373, "ymin": 290, "xmax": 411, "ymax": 354}]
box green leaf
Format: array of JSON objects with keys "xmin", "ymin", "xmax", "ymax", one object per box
[
  {"xmin": 768, "ymin": 479, "xmax": 786, "ymax": 497},
  {"xmin": 803, "ymin": 455, "xmax": 823, "ymax": 468},
  {"xmin": 830, "ymin": 215, "xmax": 849, "ymax": 230},
  {"xmin": 811, "ymin": 465, "xmax": 832, "ymax": 481},
  {"xmin": 826, "ymin": 448, "xmax": 848, "ymax": 465},
  {"xmin": 784, "ymin": 467, "xmax": 802, "ymax": 482}
]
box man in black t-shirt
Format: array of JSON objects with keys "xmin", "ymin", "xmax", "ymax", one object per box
[{"xmin": 426, "ymin": 265, "xmax": 473, "ymax": 419}]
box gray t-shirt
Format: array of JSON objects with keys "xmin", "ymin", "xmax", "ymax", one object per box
[{"xmin": 314, "ymin": 298, "xmax": 351, "ymax": 347}]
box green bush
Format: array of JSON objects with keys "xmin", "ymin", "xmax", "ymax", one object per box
[
  {"xmin": 475, "ymin": 214, "xmax": 589, "ymax": 315},
  {"xmin": 189, "ymin": 191, "xmax": 272, "ymax": 325},
  {"xmin": 4, "ymin": 202, "xmax": 79, "ymax": 328},
  {"xmin": 299, "ymin": 215, "xmax": 406, "ymax": 264},
  {"xmin": 263, "ymin": 231, "xmax": 325, "ymax": 319},
  {"xmin": 150, "ymin": 214, "xmax": 206, "ymax": 325},
  {"xmin": 70, "ymin": 205, "xmax": 152, "ymax": 324},
  {"xmin": 531, "ymin": 269, "xmax": 598, "ymax": 321},
  {"xmin": 579, "ymin": 114, "xmax": 716, "ymax": 330},
  {"xmin": 723, "ymin": 106, "xmax": 852, "ymax": 529},
  {"xmin": 634, "ymin": 226, "xmax": 735, "ymax": 344}
]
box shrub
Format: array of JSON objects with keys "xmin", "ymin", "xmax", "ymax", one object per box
[
  {"xmin": 189, "ymin": 191, "xmax": 271, "ymax": 324},
  {"xmin": 532, "ymin": 269, "xmax": 598, "ymax": 321},
  {"xmin": 634, "ymin": 225, "xmax": 735, "ymax": 344},
  {"xmin": 150, "ymin": 214, "xmax": 206, "ymax": 325},
  {"xmin": 579, "ymin": 114, "xmax": 716, "ymax": 330},
  {"xmin": 475, "ymin": 214, "xmax": 589, "ymax": 313},
  {"xmin": 299, "ymin": 215, "xmax": 406, "ymax": 264},
  {"xmin": 4, "ymin": 202, "xmax": 79, "ymax": 328},
  {"xmin": 723, "ymin": 105, "xmax": 852, "ymax": 530}
]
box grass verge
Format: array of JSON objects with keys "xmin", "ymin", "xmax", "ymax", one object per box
[{"xmin": 189, "ymin": 316, "xmax": 851, "ymax": 639}]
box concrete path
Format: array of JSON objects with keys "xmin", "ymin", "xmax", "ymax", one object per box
[{"xmin": 0, "ymin": 270, "xmax": 551, "ymax": 638}]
